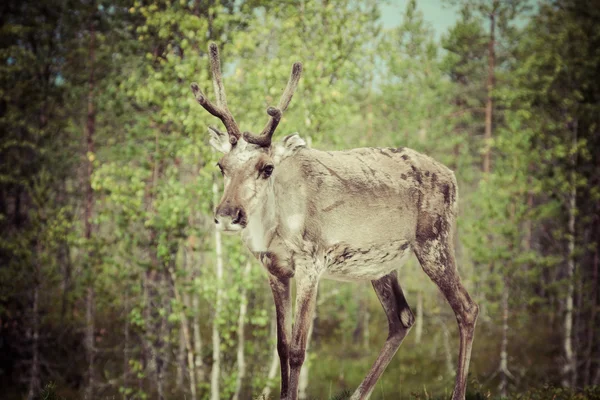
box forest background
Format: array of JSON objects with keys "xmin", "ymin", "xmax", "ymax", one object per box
[{"xmin": 1, "ymin": 0, "xmax": 599, "ymax": 399}]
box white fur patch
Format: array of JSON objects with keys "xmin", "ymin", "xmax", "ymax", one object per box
[
  {"xmin": 244, "ymin": 214, "xmax": 268, "ymax": 252},
  {"xmin": 208, "ymin": 126, "xmax": 232, "ymax": 153},
  {"xmin": 286, "ymin": 213, "xmax": 304, "ymax": 233},
  {"xmin": 400, "ymin": 309, "xmax": 413, "ymax": 328},
  {"xmin": 230, "ymin": 138, "xmax": 260, "ymax": 164},
  {"xmin": 273, "ymin": 133, "xmax": 306, "ymax": 163}
]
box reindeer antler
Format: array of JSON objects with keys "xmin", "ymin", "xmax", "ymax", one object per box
[
  {"xmin": 191, "ymin": 43, "xmax": 241, "ymax": 144},
  {"xmin": 243, "ymin": 62, "xmax": 303, "ymax": 148}
]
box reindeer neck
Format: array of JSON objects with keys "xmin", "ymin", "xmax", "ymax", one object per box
[{"xmin": 241, "ymin": 187, "xmax": 277, "ymax": 252}]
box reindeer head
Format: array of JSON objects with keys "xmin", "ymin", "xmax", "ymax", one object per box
[{"xmin": 191, "ymin": 43, "xmax": 304, "ymax": 233}]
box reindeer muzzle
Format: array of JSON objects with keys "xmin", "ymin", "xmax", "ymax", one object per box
[{"xmin": 214, "ymin": 204, "xmax": 247, "ymax": 231}]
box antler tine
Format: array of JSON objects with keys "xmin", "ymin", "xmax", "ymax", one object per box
[
  {"xmin": 209, "ymin": 43, "xmax": 227, "ymax": 108},
  {"xmin": 190, "ymin": 43, "xmax": 241, "ymax": 144},
  {"xmin": 244, "ymin": 62, "xmax": 303, "ymax": 147}
]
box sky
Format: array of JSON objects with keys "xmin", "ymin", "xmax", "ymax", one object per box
[{"xmin": 379, "ymin": 0, "xmax": 459, "ymax": 38}]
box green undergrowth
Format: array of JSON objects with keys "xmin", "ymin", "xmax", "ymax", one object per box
[
  {"xmin": 319, "ymin": 385, "xmax": 600, "ymax": 400},
  {"xmin": 40, "ymin": 379, "xmax": 600, "ymax": 400},
  {"xmin": 309, "ymin": 381, "xmax": 600, "ymax": 400}
]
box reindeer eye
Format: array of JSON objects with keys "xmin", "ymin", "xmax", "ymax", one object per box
[{"xmin": 262, "ymin": 165, "xmax": 274, "ymax": 178}]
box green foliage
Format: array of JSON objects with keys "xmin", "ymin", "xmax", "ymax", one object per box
[{"xmin": 511, "ymin": 385, "xmax": 600, "ymax": 400}]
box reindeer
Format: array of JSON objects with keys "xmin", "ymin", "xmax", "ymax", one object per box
[{"xmin": 190, "ymin": 43, "xmax": 479, "ymax": 400}]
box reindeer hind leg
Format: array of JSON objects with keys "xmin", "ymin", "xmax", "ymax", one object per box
[
  {"xmin": 413, "ymin": 212, "xmax": 479, "ymax": 400},
  {"xmin": 350, "ymin": 270, "xmax": 414, "ymax": 400}
]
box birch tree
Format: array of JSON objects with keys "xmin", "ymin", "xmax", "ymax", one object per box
[
  {"xmin": 211, "ymin": 173, "xmax": 224, "ymax": 400},
  {"xmin": 232, "ymin": 261, "xmax": 252, "ymax": 400}
]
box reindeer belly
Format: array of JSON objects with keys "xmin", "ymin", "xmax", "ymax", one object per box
[{"xmin": 322, "ymin": 240, "xmax": 412, "ymax": 282}]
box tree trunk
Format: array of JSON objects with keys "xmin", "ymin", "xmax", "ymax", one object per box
[
  {"xmin": 562, "ymin": 189, "xmax": 576, "ymax": 387},
  {"xmin": 185, "ymin": 237, "xmax": 205, "ymax": 388},
  {"xmin": 441, "ymin": 319, "xmax": 454, "ymax": 377},
  {"xmin": 363, "ymin": 296, "xmax": 370, "ymax": 351},
  {"xmin": 563, "ymin": 119, "xmax": 578, "ymax": 387},
  {"xmin": 144, "ymin": 128, "xmax": 163, "ymax": 398},
  {"xmin": 176, "ymin": 328, "xmax": 185, "ymax": 391},
  {"xmin": 156, "ymin": 287, "xmax": 168, "ymax": 400},
  {"xmin": 261, "ymin": 314, "xmax": 279, "ymax": 399},
  {"xmin": 211, "ymin": 175, "xmax": 224, "ymax": 400},
  {"xmin": 352, "ymin": 286, "xmax": 367, "ymax": 347},
  {"xmin": 353, "ymin": 284, "xmax": 370, "ymax": 350},
  {"xmin": 85, "ymin": 287, "xmax": 95, "ymax": 399},
  {"xmin": 176, "ymin": 248, "xmax": 187, "ymax": 393},
  {"xmin": 192, "ymin": 250, "xmax": 206, "ymax": 384},
  {"xmin": 141, "ymin": 272, "xmax": 149, "ymax": 394},
  {"xmin": 84, "ymin": 10, "xmax": 96, "ymax": 399},
  {"xmin": 146, "ymin": 238, "xmax": 165, "ymax": 400},
  {"xmin": 123, "ymin": 291, "xmax": 130, "ymax": 400},
  {"xmin": 26, "ymin": 284, "xmax": 40, "ymax": 400},
  {"xmin": 584, "ymin": 246, "xmax": 598, "ymax": 386},
  {"xmin": 499, "ymin": 281, "xmax": 510, "ymax": 397},
  {"xmin": 573, "ymin": 270, "xmax": 583, "ymax": 386},
  {"xmin": 232, "ymin": 261, "xmax": 252, "ymax": 400},
  {"xmin": 415, "ymin": 290, "xmax": 423, "ymax": 344},
  {"xmin": 483, "ymin": 9, "xmax": 495, "ymax": 174},
  {"xmin": 59, "ymin": 242, "xmax": 72, "ymax": 322},
  {"xmin": 168, "ymin": 267, "xmax": 198, "ymax": 400}
]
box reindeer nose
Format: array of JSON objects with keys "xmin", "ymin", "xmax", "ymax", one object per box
[
  {"xmin": 214, "ymin": 205, "xmax": 246, "ymax": 227},
  {"xmin": 231, "ymin": 208, "xmax": 245, "ymax": 225}
]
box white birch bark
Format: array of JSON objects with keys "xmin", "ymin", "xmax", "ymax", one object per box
[
  {"xmin": 584, "ymin": 249, "xmax": 598, "ymax": 386},
  {"xmin": 211, "ymin": 177, "xmax": 224, "ymax": 400},
  {"xmin": 415, "ymin": 290, "xmax": 423, "ymax": 344},
  {"xmin": 191, "ymin": 249, "xmax": 205, "ymax": 384},
  {"xmin": 563, "ymin": 120, "xmax": 578, "ymax": 387},
  {"xmin": 261, "ymin": 317, "xmax": 279, "ymax": 400},
  {"xmin": 562, "ymin": 184, "xmax": 576, "ymax": 387},
  {"xmin": 499, "ymin": 282, "xmax": 510, "ymax": 397},
  {"xmin": 483, "ymin": 8, "xmax": 495, "ymax": 174},
  {"xmin": 232, "ymin": 261, "xmax": 252, "ymax": 400},
  {"xmin": 176, "ymin": 327, "xmax": 185, "ymax": 390},
  {"xmin": 178, "ymin": 253, "xmax": 189, "ymax": 392},
  {"xmin": 363, "ymin": 300, "xmax": 370, "ymax": 351}
]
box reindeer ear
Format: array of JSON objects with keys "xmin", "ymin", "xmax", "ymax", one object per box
[
  {"xmin": 208, "ymin": 126, "xmax": 232, "ymax": 153},
  {"xmin": 273, "ymin": 133, "xmax": 306, "ymax": 162}
]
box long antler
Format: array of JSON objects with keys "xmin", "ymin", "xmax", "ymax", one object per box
[
  {"xmin": 191, "ymin": 43, "xmax": 241, "ymax": 144},
  {"xmin": 243, "ymin": 62, "xmax": 303, "ymax": 148}
]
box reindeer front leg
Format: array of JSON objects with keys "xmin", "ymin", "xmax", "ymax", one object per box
[
  {"xmin": 269, "ymin": 275, "xmax": 292, "ymax": 399},
  {"xmin": 287, "ymin": 271, "xmax": 319, "ymax": 400}
]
